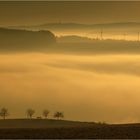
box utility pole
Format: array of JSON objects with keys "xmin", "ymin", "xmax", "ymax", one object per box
[
  {"xmin": 100, "ymin": 29, "xmax": 103, "ymax": 40},
  {"xmin": 138, "ymin": 32, "xmax": 140, "ymax": 42}
]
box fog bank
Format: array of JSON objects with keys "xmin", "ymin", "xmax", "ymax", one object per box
[{"xmin": 0, "ymin": 53, "xmax": 140, "ymax": 123}]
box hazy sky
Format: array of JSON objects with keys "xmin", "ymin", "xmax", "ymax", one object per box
[
  {"xmin": 1, "ymin": 1, "xmax": 140, "ymax": 26},
  {"xmin": 1, "ymin": 1, "xmax": 140, "ymax": 123}
]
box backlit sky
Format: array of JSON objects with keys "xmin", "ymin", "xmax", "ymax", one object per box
[
  {"xmin": 1, "ymin": 1, "xmax": 140, "ymax": 26},
  {"xmin": 1, "ymin": 1, "xmax": 140, "ymax": 123}
]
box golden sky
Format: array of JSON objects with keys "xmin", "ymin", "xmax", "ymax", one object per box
[
  {"xmin": 1, "ymin": 1, "xmax": 140, "ymax": 26},
  {"xmin": 1, "ymin": 1, "xmax": 140, "ymax": 124}
]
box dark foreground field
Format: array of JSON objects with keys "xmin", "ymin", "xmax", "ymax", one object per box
[{"xmin": 0, "ymin": 119, "xmax": 140, "ymax": 139}]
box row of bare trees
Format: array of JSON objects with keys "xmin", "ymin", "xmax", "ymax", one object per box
[
  {"xmin": 26, "ymin": 109, "xmax": 64, "ymax": 119},
  {"xmin": 0, "ymin": 108, "xmax": 64, "ymax": 120}
]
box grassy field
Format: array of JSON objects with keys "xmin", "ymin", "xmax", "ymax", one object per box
[
  {"xmin": 0, "ymin": 119, "xmax": 93, "ymax": 129},
  {"xmin": 0, "ymin": 119, "xmax": 140, "ymax": 138}
]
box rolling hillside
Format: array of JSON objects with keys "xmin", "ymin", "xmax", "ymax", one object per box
[
  {"xmin": 0, "ymin": 119, "xmax": 94, "ymax": 129},
  {"xmin": 0, "ymin": 28, "xmax": 56, "ymax": 51},
  {"xmin": 0, "ymin": 119, "xmax": 140, "ymax": 138}
]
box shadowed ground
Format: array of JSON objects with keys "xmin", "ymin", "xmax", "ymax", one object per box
[{"xmin": 0, "ymin": 119, "xmax": 140, "ymax": 138}]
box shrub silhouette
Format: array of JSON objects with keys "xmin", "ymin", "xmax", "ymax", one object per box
[
  {"xmin": 26, "ymin": 109, "xmax": 35, "ymax": 119},
  {"xmin": 0, "ymin": 108, "xmax": 9, "ymax": 119},
  {"xmin": 54, "ymin": 112, "xmax": 64, "ymax": 120},
  {"xmin": 42, "ymin": 110, "xmax": 50, "ymax": 119}
]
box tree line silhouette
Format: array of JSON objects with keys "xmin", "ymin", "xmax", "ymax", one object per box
[{"xmin": 0, "ymin": 108, "xmax": 64, "ymax": 120}]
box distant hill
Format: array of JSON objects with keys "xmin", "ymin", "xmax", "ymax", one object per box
[
  {"xmin": 0, "ymin": 28, "xmax": 56, "ymax": 52},
  {"xmin": 37, "ymin": 22, "xmax": 140, "ymax": 29},
  {"xmin": 10, "ymin": 22, "xmax": 140, "ymax": 40},
  {"xmin": 46, "ymin": 41, "xmax": 140, "ymax": 55},
  {"xmin": 12, "ymin": 22, "xmax": 140, "ymax": 31}
]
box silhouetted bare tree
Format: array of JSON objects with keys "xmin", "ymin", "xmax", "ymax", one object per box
[
  {"xmin": 0, "ymin": 108, "xmax": 9, "ymax": 119},
  {"xmin": 42, "ymin": 110, "xmax": 50, "ymax": 119},
  {"xmin": 26, "ymin": 109, "xmax": 35, "ymax": 119},
  {"xmin": 54, "ymin": 112, "xmax": 64, "ymax": 120}
]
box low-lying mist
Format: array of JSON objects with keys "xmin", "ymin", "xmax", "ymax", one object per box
[{"xmin": 0, "ymin": 52, "xmax": 140, "ymax": 123}]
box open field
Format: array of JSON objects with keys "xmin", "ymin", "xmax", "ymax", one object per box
[
  {"xmin": 0, "ymin": 119, "xmax": 93, "ymax": 129},
  {"xmin": 0, "ymin": 119, "xmax": 140, "ymax": 138}
]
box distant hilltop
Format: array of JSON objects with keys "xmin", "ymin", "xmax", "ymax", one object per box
[
  {"xmin": 11, "ymin": 22, "xmax": 140, "ymax": 30},
  {"xmin": 35, "ymin": 22, "xmax": 140, "ymax": 29},
  {"xmin": 11, "ymin": 22, "xmax": 140, "ymax": 41},
  {"xmin": 0, "ymin": 28, "xmax": 56, "ymax": 51}
]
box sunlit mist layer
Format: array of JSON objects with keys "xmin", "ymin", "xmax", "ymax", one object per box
[
  {"xmin": 0, "ymin": 53, "xmax": 140, "ymax": 123},
  {"xmin": 56, "ymin": 31, "xmax": 140, "ymax": 41}
]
